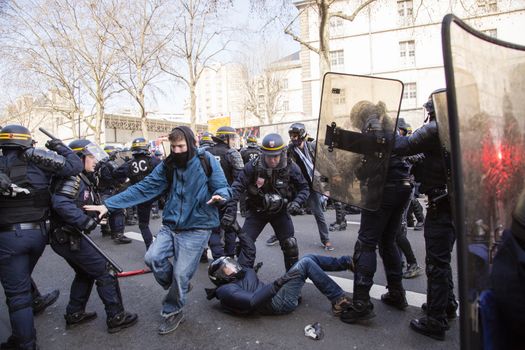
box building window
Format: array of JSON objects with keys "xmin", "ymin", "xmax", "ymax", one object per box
[
  {"xmin": 477, "ymin": 0, "xmax": 497, "ymax": 12},
  {"xmin": 330, "ymin": 50, "xmax": 344, "ymax": 68},
  {"xmin": 282, "ymin": 79, "xmax": 289, "ymax": 89},
  {"xmin": 399, "ymin": 40, "xmax": 415, "ymax": 66},
  {"xmin": 398, "ymin": 0, "xmax": 413, "ymax": 17},
  {"xmin": 329, "ymin": 15, "xmax": 343, "ymax": 37},
  {"xmin": 481, "ymin": 28, "xmax": 497, "ymax": 38},
  {"xmin": 403, "ymin": 82, "xmax": 417, "ymax": 100},
  {"xmin": 283, "ymin": 100, "xmax": 289, "ymax": 112},
  {"xmin": 333, "ymin": 88, "xmax": 346, "ymax": 105}
]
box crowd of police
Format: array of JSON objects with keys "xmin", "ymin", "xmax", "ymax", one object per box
[{"xmin": 0, "ymin": 92, "xmax": 460, "ymax": 349}]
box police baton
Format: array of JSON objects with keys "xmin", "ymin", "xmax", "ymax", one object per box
[
  {"xmin": 80, "ymin": 231, "xmax": 123, "ymax": 274},
  {"xmin": 38, "ymin": 127, "xmax": 59, "ymax": 140}
]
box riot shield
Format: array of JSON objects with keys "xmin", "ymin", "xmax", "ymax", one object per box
[
  {"xmin": 313, "ymin": 73, "xmax": 403, "ymax": 211},
  {"xmin": 442, "ymin": 14, "xmax": 525, "ymax": 349},
  {"xmin": 433, "ymin": 91, "xmax": 455, "ymax": 206}
]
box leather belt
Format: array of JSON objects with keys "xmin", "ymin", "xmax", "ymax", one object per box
[{"xmin": 0, "ymin": 222, "xmax": 43, "ymax": 232}]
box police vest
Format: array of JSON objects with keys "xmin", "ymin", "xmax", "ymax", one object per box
[
  {"xmin": 207, "ymin": 143, "xmax": 234, "ymax": 184},
  {"xmin": 0, "ymin": 155, "xmax": 51, "ymax": 225},
  {"xmin": 128, "ymin": 155, "xmax": 154, "ymax": 184},
  {"xmin": 240, "ymin": 147, "xmax": 261, "ymax": 165},
  {"xmin": 247, "ymin": 158, "xmax": 291, "ymax": 211}
]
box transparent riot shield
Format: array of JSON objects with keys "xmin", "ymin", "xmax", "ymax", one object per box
[
  {"xmin": 313, "ymin": 73, "xmax": 403, "ymax": 211},
  {"xmin": 433, "ymin": 91, "xmax": 455, "ymax": 205},
  {"xmin": 443, "ymin": 14, "xmax": 525, "ymax": 349}
]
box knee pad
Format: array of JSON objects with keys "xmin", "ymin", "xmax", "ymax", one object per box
[
  {"xmin": 139, "ymin": 222, "xmax": 149, "ymax": 230},
  {"xmin": 281, "ymin": 237, "xmax": 298, "ymax": 258},
  {"xmin": 425, "ymin": 256, "xmax": 448, "ymax": 282},
  {"xmin": 95, "ymin": 273, "xmax": 117, "ymax": 288}
]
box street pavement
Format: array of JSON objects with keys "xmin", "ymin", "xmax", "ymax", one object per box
[{"xmin": 0, "ymin": 208, "xmax": 459, "ymax": 349}]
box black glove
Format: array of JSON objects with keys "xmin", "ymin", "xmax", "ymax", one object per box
[
  {"xmin": 220, "ymin": 201, "xmax": 237, "ymax": 227},
  {"xmin": 0, "ymin": 173, "xmax": 12, "ymax": 191},
  {"xmin": 287, "ymin": 201, "xmax": 301, "ymax": 215},
  {"xmin": 45, "ymin": 139, "xmax": 69, "ymax": 155},
  {"xmin": 273, "ymin": 269, "xmax": 302, "ymax": 290},
  {"xmin": 82, "ymin": 218, "xmax": 98, "ymax": 234}
]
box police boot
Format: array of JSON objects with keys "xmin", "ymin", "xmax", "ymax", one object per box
[
  {"xmin": 112, "ymin": 232, "xmax": 132, "ymax": 244},
  {"xmin": 421, "ymin": 301, "xmax": 458, "ymax": 320},
  {"xmin": 340, "ymin": 299, "xmax": 375, "ymax": 324},
  {"xmin": 381, "ymin": 287, "xmax": 408, "ymax": 310},
  {"xmin": 107, "ymin": 311, "xmax": 138, "ymax": 334},
  {"xmin": 65, "ymin": 311, "xmax": 98, "ymax": 329},
  {"xmin": 32, "ymin": 289, "xmax": 60, "ymax": 315},
  {"xmin": 410, "ymin": 316, "xmax": 447, "ymax": 341},
  {"xmin": 0, "ymin": 336, "xmax": 16, "ymax": 350}
]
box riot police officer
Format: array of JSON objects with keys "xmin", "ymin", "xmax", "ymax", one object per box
[
  {"xmin": 97, "ymin": 145, "xmax": 128, "ymax": 239},
  {"xmin": 239, "ymin": 134, "xmax": 261, "ymax": 217},
  {"xmin": 393, "ymin": 90, "xmax": 458, "ymax": 340},
  {"xmin": 0, "ymin": 125, "xmax": 83, "ymax": 350},
  {"xmin": 50, "ymin": 139, "xmax": 138, "ymax": 333},
  {"xmin": 223, "ymin": 133, "xmax": 310, "ymax": 270},
  {"xmin": 339, "ymin": 101, "xmax": 412, "ymax": 324},
  {"xmin": 199, "ymin": 131, "xmax": 215, "ymax": 149},
  {"xmin": 118, "ymin": 137, "xmax": 161, "ymax": 249},
  {"xmin": 287, "ymin": 123, "xmax": 333, "ymax": 250},
  {"xmin": 240, "ymin": 134, "xmax": 261, "ymax": 164},
  {"xmin": 206, "ymin": 126, "xmax": 244, "ymax": 259}
]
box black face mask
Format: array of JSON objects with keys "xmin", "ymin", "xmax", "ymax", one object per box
[
  {"xmin": 171, "ymin": 151, "xmax": 189, "ymax": 168},
  {"xmin": 291, "ymin": 139, "xmax": 303, "ymax": 147}
]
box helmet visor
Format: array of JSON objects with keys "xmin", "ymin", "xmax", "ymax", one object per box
[{"xmin": 85, "ymin": 144, "xmax": 109, "ymax": 162}]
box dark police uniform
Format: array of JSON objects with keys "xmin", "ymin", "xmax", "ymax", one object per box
[
  {"xmin": 206, "ymin": 128, "xmax": 244, "ymax": 259},
  {"xmin": 0, "ymin": 125, "xmax": 83, "ymax": 350},
  {"xmin": 393, "ymin": 105, "xmax": 458, "ymax": 338},
  {"xmin": 120, "ymin": 150, "xmax": 160, "ymax": 249},
  {"xmin": 338, "ymin": 104, "xmax": 412, "ymax": 324},
  {"xmin": 230, "ymin": 135, "xmax": 309, "ymax": 270},
  {"xmin": 50, "ymin": 140, "xmax": 137, "ymax": 332},
  {"xmin": 239, "ymin": 143, "xmax": 261, "ymax": 217},
  {"xmin": 96, "ymin": 150, "xmax": 127, "ymax": 239}
]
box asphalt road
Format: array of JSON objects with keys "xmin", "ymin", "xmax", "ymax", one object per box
[{"xmin": 0, "ymin": 208, "xmax": 459, "ymax": 350}]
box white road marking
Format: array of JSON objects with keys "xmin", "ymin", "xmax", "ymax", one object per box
[
  {"xmin": 126, "ymin": 231, "xmax": 427, "ymax": 307},
  {"xmin": 307, "ymin": 275, "xmax": 426, "ymax": 307}
]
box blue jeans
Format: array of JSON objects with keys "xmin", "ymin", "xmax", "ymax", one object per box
[
  {"xmin": 144, "ymin": 226, "xmax": 210, "ymax": 317},
  {"xmin": 306, "ymin": 192, "xmax": 330, "ymax": 244},
  {"xmin": 270, "ymin": 254, "xmax": 349, "ymax": 314}
]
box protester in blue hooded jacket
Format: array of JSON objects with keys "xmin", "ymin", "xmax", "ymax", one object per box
[{"xmin": 85, "ymin": 126, "xmax": 231, "ymax": 336}]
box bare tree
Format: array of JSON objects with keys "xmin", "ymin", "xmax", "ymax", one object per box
[
  {"xmin": 1, "ymin": 0, "xmax": 86, "ymax": 138},
  {"xmin": 240, "ymin": 45, "xmax": 286, "ymax": 125},
  {"xmin": 101, "ymin": 0, "xmax": 174, "ymax": 139},
  {"xmin": 161, "ymin": 0, "xmax": 233, "ymax": 130},
  {"xmin": 251, "ymin": 0, "xmax": 377, "ymax": 75}
]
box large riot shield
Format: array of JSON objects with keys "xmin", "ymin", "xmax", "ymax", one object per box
[
  {"xmin": 433, "ymin": 91, "xmax": 455, "ymax": 206},
  {"xmin": 313, "ymin": 73, "xmax": 403, "ymax": 211},
  {"xmin": 442, "ymin": 14, "xmax": 525, "ymax": 349}
]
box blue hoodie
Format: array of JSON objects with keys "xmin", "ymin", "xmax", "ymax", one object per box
[{"xmin": 104, "ymin": 147, "xmax": 231, "ymax": 231}]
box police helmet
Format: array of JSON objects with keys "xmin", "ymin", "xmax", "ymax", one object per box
[
  {"xmin": 208, "ymin": 256, "xmax": 243, "ymax": 286},
  {"xmin": 69, "ymin": 139, "xmax": 108, "ymax": 162},
  {"xmin": 423, "ymin": 88, "xmax": 446, "ymax": 119},
  {"xmin": 131, "ymin": 137, "xmax": 149, "ymax": 154},
  {"xmin": 246, "ymin": 134, "xmax": 258, "ymax": 145},
  {"xmin": 261, "ymin": 133, "xmax": 286, "ymax": 156},
  {"xmin": 200, "ymin": 132, "xmax": 214, "ymax": 146},
  {"xmin": 288, "ymin": 123, "xmax": 307, "ymax": 139},
  {"xmin": 0, "ymin": 124, "xmax": 33, "ymax": 149},
  {"xmin": 215, "ymin": 126, "xmax": 237, "ymax": 143}
]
